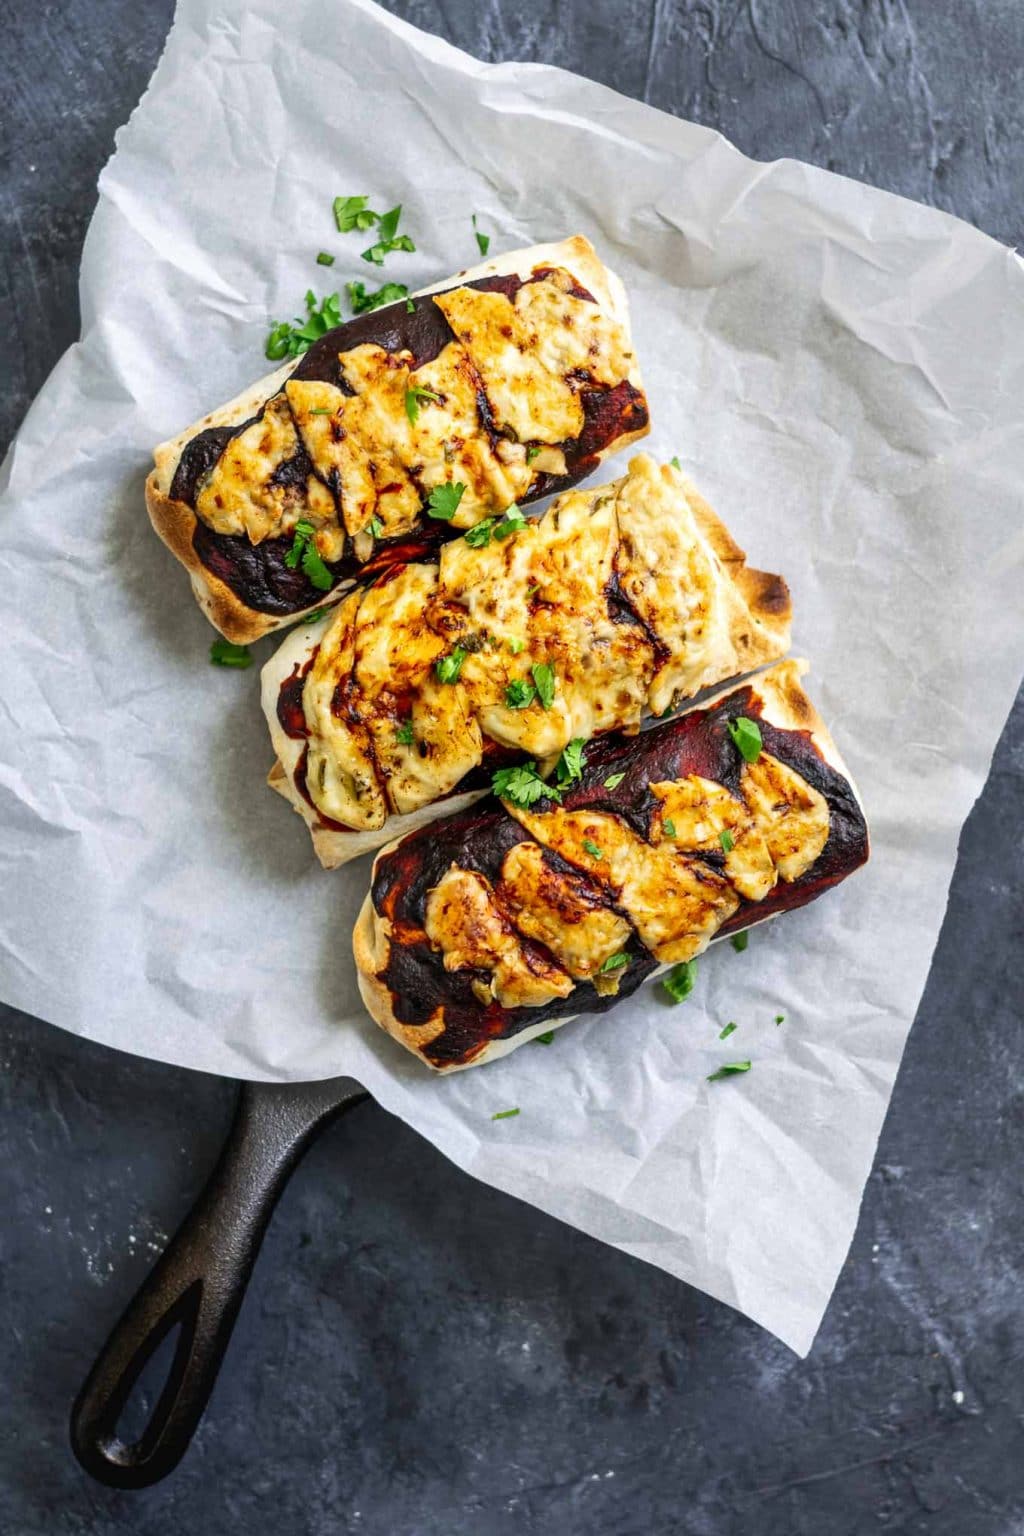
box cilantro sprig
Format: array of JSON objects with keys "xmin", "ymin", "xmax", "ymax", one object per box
[
  {"xmin": 426, "ymin": 481, "xmax": 465, "ymax": 520},
  {"xmin": 492, "ymin": 761, "xmax": 561, "ymax": 808},
  {"xmin": 347, "ymin": 279, "xmax": 410, "ymax": 314},
  {"xmin": 284, "ymin": 520, "xmax": 334, "ymax": 591},
  {"xmin": 265, "ymin": 290, "xmax": 343, "ymax": 360},
  {"xmin": 531, "ymin": 663, "xmax": 556, "ymax": 711},
  {"xmin": 505, "ymin": 678, "xmax": 536, "ymax": 709},
  {"xmin": 435, "ymin": 647, "xmax": 467, "ymax": 685},
  {"xmin": 556, "ymin": 738, "xmax": 587, "ymax": 788},
  {"xmin": 406, "ymin": 384, "xmax": 442, "ymax": 425}
]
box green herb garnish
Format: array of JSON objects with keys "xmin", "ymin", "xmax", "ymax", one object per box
[
  {"xmin": 347, "ymin": 279, "xmax": 410, "ymax": 314},
  {"xmin": 707, "ymin": 1061, "xmax": 751, "ymax": 1083},
  {"xmin": 505, "ymin": 678, "xmax": 536, "ymax": 709},
  {"xmin": 670, "ymin": 456, "xmax": 681, "ymax": 470},
  {"xmin": 662, "ymin": 959, "xmax": 697, "ymax": 1003},
  {"xmin": 464, "ymin": 517, "xmax": 498, "ymax": 547},
  {"xmin": 369, "ymin": 516, "xmax": 384, "ymax": 538},
  {"xmin": 210, "ymin": 639, "xmax": 252, "ymax": 669},
  {"xmin": 663, "ymin": 818, "xmax": 676, "ymax": 838},
  {"xmin": 492, "ymin": 1107, "xmax": 520, "ymax": 1120},
  {"xmin": 405, "ymin": 384, "xmax": 442, "ymax": 425},
  {"xmin": 720, "ymin": 829, "xmax": 735, "ymax": 853},
  {"xmin": 435, "ymin": 647, "xmax": 467, "ymax": 684},
  {"xmin": 426, "ymin": 481, "xmax": 465, "ymax": 520},
  {"xmin": 334, "ymin": 195, "xmax": 379, "ymax": 232},
  {"xmin": 316, "ymin": 251, "xmax": 335, "ymax": 266},
  {"xmin": 727, "ymin": 716, "xmax": 762, "ymax": 764},
  {"xmin": 307, "ymin": 407, "xmax": 333, "ymax": 416},
  {"xmin": 582, "ymin": 839, "xmax": 603, "ymax": 860},
  {"xmin": 507, "ymin": 637, "xmax": 526, "ymax": 655},
  {"xmin": 472, "ymin": 213, "xmax": 490, "ymax": 257},
  {"xmin": 600, "ymin": 952, "xmax": 629, "ymax": 973},
  {"xmin": 603, "ymin": 772, "xmax": 625, "ymax": 789},
  {"xmin": 526, "ymin": 445, "xmax": 541, "ymax": 464},
  {"xmin": 493, "ymin": 504, "xmax": 526, "ymax": 539},
  {"xmin": 775, "ymin": 1014, "xmax": 785, "ymax": 1025},
  {"xmin": 534, "ymin": 1030, "xmax": 556, "ymax": 1046},
  {"xmin": 265, "ymin": 290, "xmax": 343, "ymax": 360},
  {"xmin": 406, "ymin": 297, "xmax": 416, "ymax": 313},
  {"xmin": 362, "ymin": 205, "xmax": 416, "ymax": 265},
  {"xmin": 719, "ymin": 1022, "xmax": 738, "ymax": 1040},
  {"xmin": 556, "ymin": 737, "xmax": 587, "ymax": 787},
  {"xmin": 531, "ymin": 662, "xmax": 556, "ymax": 711},
  {"xmin": 284, "ymin": 519, "xmax": 333, "ymax": 591},
  {"xmin": 395, "ymin": 720, "xmax": 414, "ymax": 745},
  {"xmin": 302, "ymin": 608, "xmax": 327, "ymax": 624},
  {"xmin": 492, "ymin": 762, "xmax": 561, "ymax": 808},
  {"xmin": 731, "ymin": 930, "xmax": 749, "ymax": 953}
]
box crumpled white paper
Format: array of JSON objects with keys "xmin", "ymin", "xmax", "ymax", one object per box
[{"xmin": 2, "ymin": 0, "xmax": 1022, "ymax": 1355}]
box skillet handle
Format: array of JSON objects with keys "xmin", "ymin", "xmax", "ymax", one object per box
[{"xmin": 70, "ymin": 1076, "xmax": 367, "ymax": 1489}]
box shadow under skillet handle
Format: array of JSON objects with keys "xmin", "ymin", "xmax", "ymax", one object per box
[{"xmin": 70, "ymin": 1075, "xmax": 368, "ymax": 1489}]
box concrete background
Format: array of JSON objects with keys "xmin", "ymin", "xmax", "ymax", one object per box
[{"xmin": 2, "ymin": 1, "xmax": 1022, "ymax": 1531}]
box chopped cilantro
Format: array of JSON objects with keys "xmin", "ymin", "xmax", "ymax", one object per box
[
  {"xmin": 209, "ymin": 639, "xmax": 252, "ymax": 669},
  {"xmin": 492, "ymin": 1107, "xmax": 520, "ymax": 1121},
  {"xmin": 707, "ymin": 1061, "xmax": 751, "ymax": 1083},
  {"xmin": 347, "ymin": 279, "xmax": 410, "ymax": 314},
  {"xmin": 284, "ymin": 519, "xmax": 333, "ymax": 591},
  {"xmin": 727, "ymin": 715, "xmax": 762, "ymax": 764},
  {"xmin": 526, "ymin": 445, "xmax": 541, "ymax": 464},
  {"xmin": 472, "ymin": 213, "xmax": 490, "ymax": 257},
  {"xmin": 369, "ymin": 516, "xmax": 384, "ymax": 538},
  {"xmin": 265, "ymin": 289, "xmax": 343, "ymax": 360},
  {"xmin": 670, "ymin": 455, "xmax": 681, "ymax": 470},
  {"xmin": 427, "ymin": 481, "xmax": 465, "ymax": 520},
  {"xmin": 531, "ymin": 662, "xmax": 556, "ymax": 710},
  {"xmin": 492, "ymin": 762, "xmax": 560, "ymax": 808},
  {"xmin": 333, "ymin": 195, "xmax": 379, "ymax": 232},
  {"xmin": 493, "ymin": 504, "xmax": 527, "ymax": 539},
  {"xmin": 603, "ymin": 772, "xmax": 625, "ymax": 789},
  {"xmin": 731, "ymin": 930, "xmax": 749, "ymax": 953},
  {"xmin": 507, "ymin": 637, "xmax": 526, "ymax": 655},
  {"xmin": 505, "ymin": 678, "xmax": 536, "ymax": 709},
  {"xmin": 556, "ymin": 737, "xmax": 587, "ymax": 787},
  {"xmin": 307, "ymin": 407, "xmax": 333, "ymax": 416},
  {"xmin": 362, "ymin": 205, "xmax": 416, "ymax": 265},
  {"xmin": 534, "ymin": 1030, "xmax": 556, "ymax": 1046},
  {"xmin": 775, "ymin": 1014, "xmax": 785, "ymax": 1025},
  {"xmin": 600, "ymin": 952, "xmax": 629, "ymax": 973},
  {"xmin": 316, "ymin": 251, "xmax": 335, "ymax": 266},
  {"xmin": 405, "ymin": 384, "xmax": 442, "ymax": 425},
  {"xmin": 720, "ymin": 829, "xmax": 735, "ymax": 853},
  {"xmin": 395, "ymin": 720, "xmax": 414, "ymax": 746},
  {"xmin": 582, "ymin": 838, "xmax": 603, "ymax": 860},
  {"xmin": 663, "ymin": 818, "xmax": 676, "ymax": 838},
  {"xmin": 406, "ymin": 297, "xmax": 416, "ymax": 312},
  {"xmin": 526, "ymin": 584, "xmax": 540, "ymax": 598},
  {"xmin": 464, "ymin": 517, "xmax": 498, "ymax": 547},
  {"xmin": 302, "ymin": 608, "xmax": 327, "ymax": 625},
  {"xmin": 662, "ymin": 959, "xmax": 697, "ymax": 1003},
  {"xmin": 435, "ymin": 647, "xmax": 467, "ymax": 685},
  {"xmin": 719, "ymin": 1022, "xmax": 738, "ymax": 1040}
]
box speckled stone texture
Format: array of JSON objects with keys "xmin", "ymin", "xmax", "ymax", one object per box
[{"xmin": 2, "ymin": 2, "xmax": 1022, "ymax": 1531}]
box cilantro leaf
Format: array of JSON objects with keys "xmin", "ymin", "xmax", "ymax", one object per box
[
  {"xmin": 472, "ymin": 214, "xmax": 490, "ymax": 257},
  {"xmin": 731, "ymin": 930, "xmax": 749, "ymax": 953},
  {"xmin": 720, "ymin": 829, "xmax": 735, "ymax": 852},
  {"xmin": 333, "ymin": 195, "xmax": 380, "ymax": 232},
  {"xmin": 582, "ymin": 839, "xmax": 603, "ymax": 859},
  {"xmin": 464, "ymin": 517, "xmax": 498, "ymax": 547},
  {"xmin": 662, "ymin": 959, "xmax": 697, "ymax": 1003},
  {"xmin": 426, "ymin": 481, "xmax": 465, "ymax": 520},
  {"xmin": 507, "ymin": 637, "xmax": 526, "ymax": 655},
  {"xmin": 347, "ymin": 279, "xmax": 409, "ymax": 314},
  {"xmin": 210, "ymin": 639, "xmax": 252, "ymax": 669},
  {"xmin": 302, "ymin": 608, "xmax": 327, "ymax": 625},
  {"xmin": 727, "ymin": 715, "xmax": 762, "ymax": 764},
  {"xmin": 406, "ymin": 384, "xmax": 442, "ymax": 426},
  {"xmin": 505, "ymin": 678, "xmax": 536, "ymax": 709},
  {"xmin": 670, "ymin": 456, "xmax": 682, "ymax": 470},
  {"xmin": 600, "ymin": 952, "xmax": 629, "ymax": 973},
  {"xmin": 265, "ymin": 290, "xmax": 343, "ymax": 360},
  {"xmin": 492, "ymin": 1107, "xmax": 520, "ymax": 1120},
  {"xmin": 493, "ymin": 504, "xmax": 526, "ymax": 539},
  {"xmin": 663, "ymin": 818, "xmax": 676, "ymax": 838},
  {"xmin": 556, "ymin": 737, "xmax": 587, "ymax": 787},
  {"xmin": 492, "ymin": 762, "xmax": 560, "ymax": 808},
  {"xmin": 316, "ymin": 251, "xmax": 335, "ymax": 266},
  {"xmin": 284, "ymin": 520, "xmax": 333, "ymax": 591},
  {"xmin": 534, "ymin": 1031, "xmax": 556, "ymax": 1046},
  {"xmin": 406, "ymin": 297, "xmax": 416, "ymax": 313},
  {"xmin": 526, "ymin": 445, "xmax": 541, "ymax": 464},
  {"xmin": 395, "ymin": 720, "xmax": 414, "ymax": 746},
  {"xmin": 361, "ymin": 207, "xmax": 416, "ymax": 265},
  {"xmin": 719, "ymin": 1022, "xmax": 738, "ymax": 1040},
  {"xmin": 707, "ymin": 1061, "xmax": 752, "ymax": 1083},
  {"xmin": 603, "ymin": 772, "xmax": 625, "ymax": 789},
  {"xmin": 775, "ymin": 1014, "xmax": 785, "ymax": 1025},
  {"xmin": 435, "ymin": 647, "xmax": 467, "ymax": 684},
  {"xmin": 369, "ymin": 516, "xmax": 384, "ymax": 538},
  {"xmin": 531, "ymin": 662, "xmax": 556, "ymax": 711}
]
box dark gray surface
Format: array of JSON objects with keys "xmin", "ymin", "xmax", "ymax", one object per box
[{"xmin": 2, "ymin": 1, "xmax": 1022, "ymax": 1531}]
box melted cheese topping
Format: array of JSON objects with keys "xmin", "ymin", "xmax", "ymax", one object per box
[
  {"xmin": 296, "ymin": 455, "xmax": 782, "ymax": 830},
  {"xmin": 188, "ymin": 267, "xmax": 636, "ymax": 548},
  {"xmin": 413, "ymin": 747, "xmax": 830, "ymax": 1015},
  {"xmin": 424, "ymin": 867, "xmax": 573, "ymax": 1009}
]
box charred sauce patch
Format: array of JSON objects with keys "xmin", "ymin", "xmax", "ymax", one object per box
[
  {"xmin": 172, "ymin": 272, "xmax": 646, "ymax": 617},
  {"xmin": 370, "ymin": 688, "xmax": 868, "ymax": 1067}
]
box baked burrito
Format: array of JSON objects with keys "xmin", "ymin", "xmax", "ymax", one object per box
[
  {"xmin": 147, "ymin": 236, "xmax": 649, "ymax": 642},
  {"xmin": 353, "ymin": 661, "xmax": 869, "ymax": 1072},
  {"xmin": 261, "ymin": 455, "xmax": 792, "ymax": 868}
]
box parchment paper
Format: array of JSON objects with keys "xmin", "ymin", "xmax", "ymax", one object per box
[{"xmin": 2, "ymin": 0, "xmax": 1022, "ymax": 1355}]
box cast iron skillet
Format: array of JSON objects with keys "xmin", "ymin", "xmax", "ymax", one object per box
[{"xmin": 70, "ymin": 1076, "xmax": 368, "ymax": 1488}]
